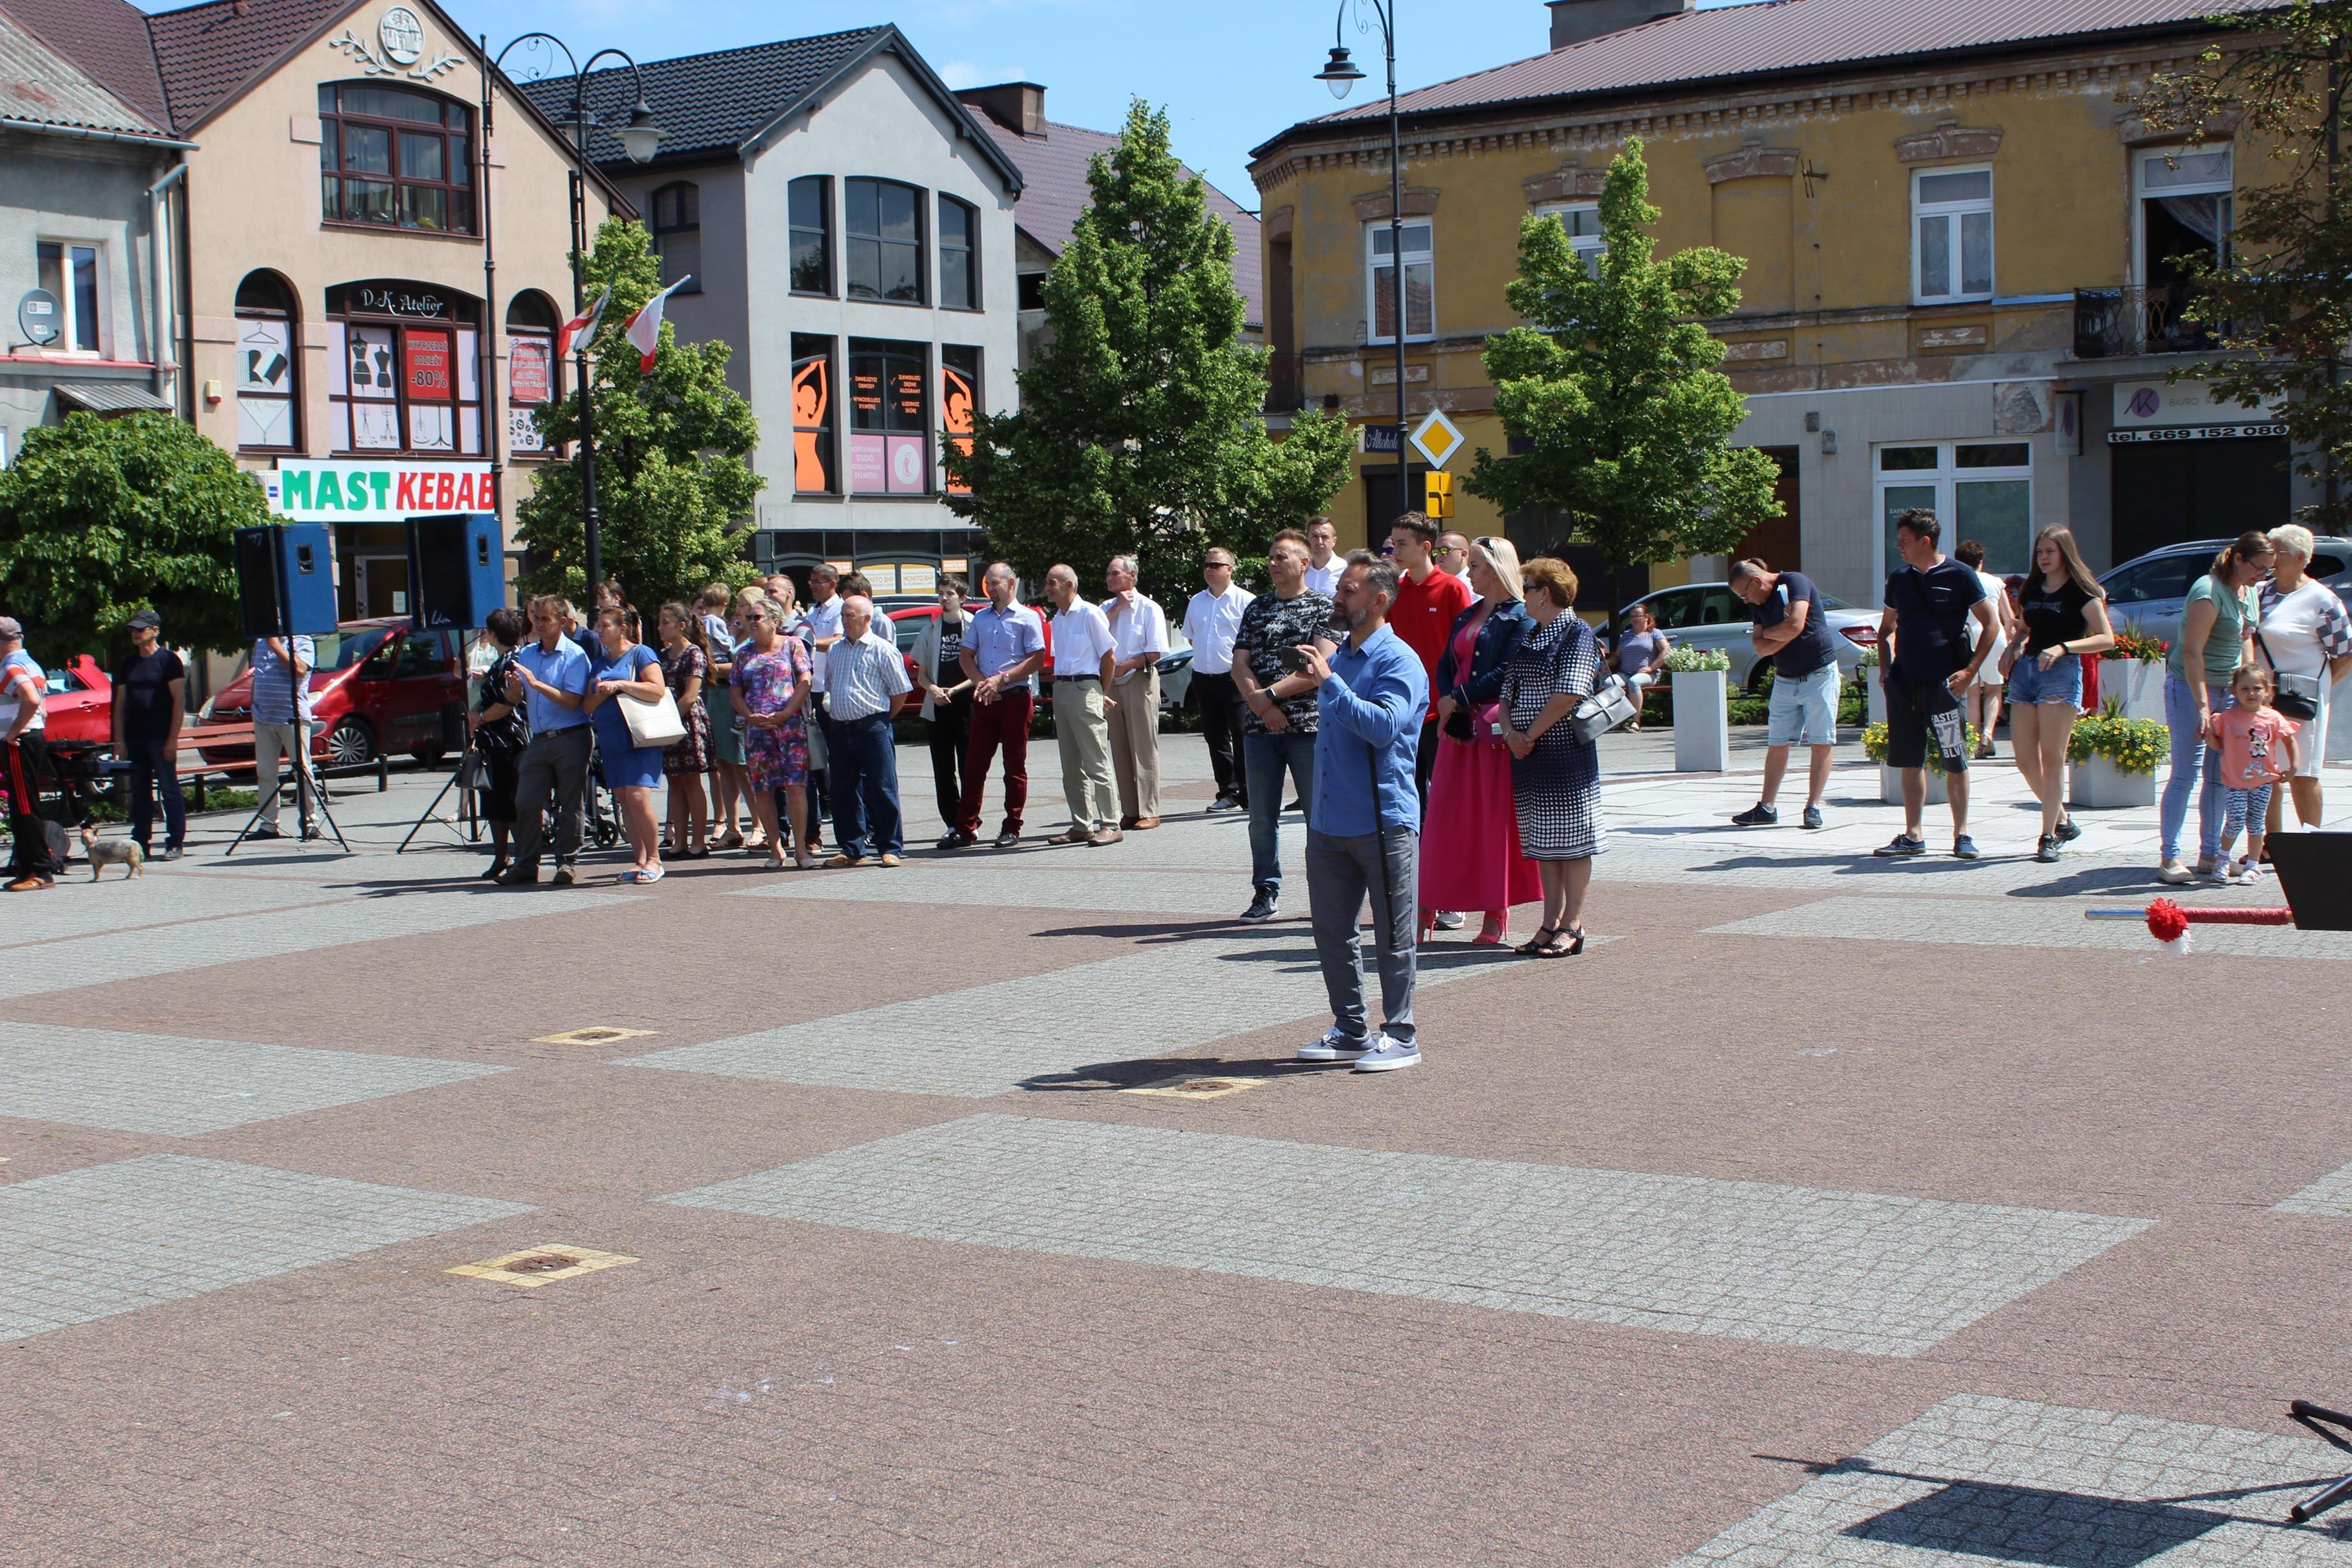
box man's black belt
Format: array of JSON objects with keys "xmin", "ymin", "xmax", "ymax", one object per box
[{"xmin": 1055, "ymin": 673, "xmax": 1100, "ymax": 683}]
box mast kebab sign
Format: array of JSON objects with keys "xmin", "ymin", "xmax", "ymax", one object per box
[{"xmin": 261, "ymin": 459, "xmax": 496, "ymax": 521}]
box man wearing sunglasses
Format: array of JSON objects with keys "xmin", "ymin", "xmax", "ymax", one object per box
[{"xmin": 1437, "ymin": 532, "xmax": 1473, "ymax": 580}]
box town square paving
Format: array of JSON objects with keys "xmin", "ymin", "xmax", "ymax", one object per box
[{"xmin": 5, "ymin": 732, "xmax": 2352, "ymax": 1565}]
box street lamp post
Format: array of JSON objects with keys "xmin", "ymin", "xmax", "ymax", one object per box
[
  {"xmin": 1315, "ymin": 1, "xmax": 1411, "ymax": 530},
  {"xmin": 487, "ymin": 35, "xmax": 664, "ymax": 602}
]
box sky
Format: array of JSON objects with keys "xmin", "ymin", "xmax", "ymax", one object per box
[{"xmin": 156, "ymin": 0, "xmax": 1752, "ymax": 209}]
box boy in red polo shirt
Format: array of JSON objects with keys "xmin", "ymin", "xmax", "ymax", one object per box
[{"xmin": 1384, "ymin": 511, "xmax": 1474, "ymax": 808}]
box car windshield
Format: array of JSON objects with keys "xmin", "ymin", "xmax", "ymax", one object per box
[
  {"xmin": 2103, "ymin": 554, "xmax": 2204, "ymax": 605},
  {"xmin": 311, "ymin": 627, "xmax": 394, "ymax": 673}
]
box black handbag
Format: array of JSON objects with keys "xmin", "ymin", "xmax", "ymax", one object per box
[{"xmin": 2255, "ymin": 628, "xmax": 2323, "ymax": 721}]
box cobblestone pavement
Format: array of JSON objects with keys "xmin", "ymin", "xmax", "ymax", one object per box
[{"xmin": 4, "ymin": 734, "xmax": 2351, "ymax": 1566}]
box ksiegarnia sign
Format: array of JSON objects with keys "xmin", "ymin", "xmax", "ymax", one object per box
[{"xmin": 261, "ymin": 459, "xmax": 497, "ymax": 521}]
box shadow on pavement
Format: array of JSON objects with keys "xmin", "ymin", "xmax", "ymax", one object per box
[{"xmin": 1018, "ymin": 1055, "xmax": 1339, "ymax": 1094}]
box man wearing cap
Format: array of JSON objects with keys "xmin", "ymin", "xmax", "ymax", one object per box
[
  {"xmin": 2, "ymin": 616, "xmax": 62, "ymax": 891},
  {"xmin": 112, "ymin": 609, "xmax": 187, "ymax": 860}
]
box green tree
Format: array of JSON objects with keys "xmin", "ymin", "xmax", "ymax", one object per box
[
  {"xmin": 515, "ymin": 218, "xmax": 763, "ymax": 605},
  {"xmin": 1465, "ymin": 137, "xmax": 1779, "ymax": 576},
  {"xmin": 2128, "ymin": 1, "xmax": 2352, "ymax": 523},
  {"xmin": 944, "ymin": 99, "xmax": 1355, "ymax": 592},
  {"xmin": 0, "ymin": 410, "xmax": 259, "ymax": 662}
]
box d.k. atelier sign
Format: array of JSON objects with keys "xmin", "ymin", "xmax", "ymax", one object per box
[{"xmin": 262, "ymin": 459, "xmax": 495, "ymax": 521}]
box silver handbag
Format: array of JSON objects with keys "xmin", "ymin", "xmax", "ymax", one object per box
[{"xmin": 1568, "ymin": 674, "xmax": 1638, "ymax": 744}]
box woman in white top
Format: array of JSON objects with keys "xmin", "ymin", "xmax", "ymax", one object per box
[{"xmin": 2257, "ymin": 523, "xmax": 2352, "ymax": 830}]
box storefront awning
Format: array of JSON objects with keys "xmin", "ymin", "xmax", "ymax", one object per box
[{"xmin": 54, "ymin": 382, "xmax": 174, "ymax": 415}]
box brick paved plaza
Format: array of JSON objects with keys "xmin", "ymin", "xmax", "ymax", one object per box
[{"xmin": 7, "ymin": 734, "xmax": 2352, "ymax": 1565}]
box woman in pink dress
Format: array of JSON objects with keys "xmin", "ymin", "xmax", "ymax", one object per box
[{"xmin": 1420, "ymin": 537, "xmax": 1541, "ymax": 945}]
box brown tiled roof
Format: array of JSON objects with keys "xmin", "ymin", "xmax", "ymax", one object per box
[
  {"xmin": 1264, "ymin": 0, "xmax": 2271, "ymax": 149},
  {"xmin": 0, "ymin": 0, "xmax": 166, "ymax": 124},
  {"xmin": 0, "ymin": 5, "xmax": 169, "ymax": 136},
  {"xmin": 145, "ymin": 0, "xmax": 347, "ymax": 132},
  {"xmin": 970, "ymin": 113, "xmax": 1264, "ymax": 330}
]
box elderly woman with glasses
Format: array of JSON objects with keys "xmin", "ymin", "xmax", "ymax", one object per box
[
  {"xmin": 1420, "ymin": 537, "xmax": 1539, "ymax": 946},
  {"xmin": 2257, "ymin": 523, "xmax": 2352, "ymax": 834}
]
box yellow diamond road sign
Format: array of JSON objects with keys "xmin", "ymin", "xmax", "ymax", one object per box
[{"xmin": 1410, "ymin": 410, "xmax": 1464, "ymax": 471}]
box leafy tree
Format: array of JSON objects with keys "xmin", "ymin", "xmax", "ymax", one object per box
[
  {"xmin": 0, "ymin": 410, "xmax": 259, "ymax": 662},
  {"xmin": 2128, "ymin": 1, "xmax": 2352, "ymax": 524},
  {"xmin": 944, "ymin": 99, "xmax": 1355, "ymax": 592},
  {"xmin": 1465, "ymin": 137, "xmax": 1779, "ymax": 576},
  {"xmin": 515, "ymin": 218, "xmax": 762, "ymax": 606}
]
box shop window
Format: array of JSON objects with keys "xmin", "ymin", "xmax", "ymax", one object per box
[
  {"xmin": 1536, "ymin": 204, "xmax": 1606, "ymax": 277},
  {"xmin": 504, "ymin": 292, "xmax": 560, "ymax": 458},
  {"xmin": 34, "ymin": 241, "xmax": 101, "ymax": 353},
  {"xmin": 1874, "ymin": 440, "xmax": 2031, "ymax": 577},
  {"xmin": 847, "ymin": 336, "xmax": 928, "ymax": 494},
  {"xmin": 939, "ymin": 195, "xmax": 978, "ymax": 310},
  {"xmin": 941, "ymin": 345, "xmax": 980, "ymax": 495},
  {"xmin": 1366, "ymin": 221, "xmax": 1433, "ymax": 342},
  {"xmin": 650, "ymin": 181, "xmax": 701, "ymax": 294},
  {"xmin": 318, "ymin": 82, "xmax": 474, "ymax": 234},
  {"xmin": 327, "ymin": 282, "xmax": 482, "ymax": 457},
  {"xmin": 846, "ymin": 178, "xmax": 924, "ymax": 304},
  {"xmin": 790, "ymin": 176, "xmax": 832, "ymax": 296},
  {"xmin": 234, "ymin": 270, "xmax": 300, "ymax": 451},
  {"xmin": 792, "ymin": 333, "xmax": 836, "ymax": 494},
  {"xmin": 1912, "ymin": 167, "xmax": 1992, "ymax": 304}
]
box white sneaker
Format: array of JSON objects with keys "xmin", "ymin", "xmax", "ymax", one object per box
[
  {"xmin": 1298, "ymin": 1027, "xmax": 1373, "ymax": 1062},
  {"xmin": 2240, "ymin": 860, "xmax": 2267, "ymax": 883},
  {"xmin": 1433, "ymin": 911, "xmax": 1466, "ymax": 931},
  {"xmin": 1352, "ymin": 1035, "xmax": 1422, "ymax": 1073},
  {"xmin": 2211, "ymin": 861, "xmax": 2236, "ymax": 886}
]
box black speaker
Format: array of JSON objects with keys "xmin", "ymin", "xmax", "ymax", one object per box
[
  {"xmin": 233, "ymin": 524, "xmax": 338, "ymax": 638},
  {"xmin": 406, "ymin": 515, "xmax": 504, "ymax": 631}
]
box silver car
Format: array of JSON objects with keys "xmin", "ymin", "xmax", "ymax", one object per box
[
  {"xmin": 1610, "ymin": 581, "xmax": 1878, "ymax": 691},
  {"xmin": 2099, "ymin": 536, "xmax": 2352, "ymax": 649}
]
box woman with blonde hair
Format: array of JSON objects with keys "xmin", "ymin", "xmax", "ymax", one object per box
[
  {"xmin": 2000, "ymin": 525, "xmax": 2114, "ymax": 862},
  {"xmin": 2257, "ymin": 522, "xmax": 2352, "ymax": 833},
  {"xmin": 1420, "ymin": 536, "xmax": 1538, "ymax": 944}
]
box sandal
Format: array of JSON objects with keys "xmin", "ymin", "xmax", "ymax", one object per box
[{"xmin": 1514, "ymin": 926, "xmax": 1559, "ymax": 955}]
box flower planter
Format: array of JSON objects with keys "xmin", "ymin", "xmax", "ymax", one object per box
[
  {"xmin": 2106, "ymin": 658, "xmax": 2167, "ymax": 725},
  {"xmin": 1866, "ymin": 678, "xmax": 1887, "ymax": 726},
  {"xmin": 2069, "ymin": 755, "xmax": 2156, "ymax": 810},
  {"xmin": 1877, "ymin": 764, "xmax": 1950, "ymax": 806},
  {"xmin": 1671, "ymin": 670, "xmax": 1729, "ymax": 771}
]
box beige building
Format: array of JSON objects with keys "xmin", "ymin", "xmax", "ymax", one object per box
[{"xmin": 11, "ymin": 0, "xmax": 626, "ymax": 616}]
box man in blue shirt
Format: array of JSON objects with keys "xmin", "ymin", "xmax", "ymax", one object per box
[
  {"xmin": 248, "ymin": 631, "xmax": 317, "ymax": 839},
  {"xmin": 500, "ymin": 595, "xmax": 595, "ymax": 885},
  {"xmin": 949, "ymin": 562, "xmax": 1047, "ymax": 849},
  {"xmin": 1291, "ymin": 550, "xmax": 1429, "ymax": 1073}
]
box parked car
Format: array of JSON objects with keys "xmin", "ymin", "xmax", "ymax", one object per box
[
  {"xmin": 36, "ymin": 656, "xmax": 112, "ymax": 746},
  {"xmin": 198, "ymin": 618, "xmax": 464, "ymax": 769},
  {"xmin": 2099, "ymin": 535, "xmax": 2352, "ymax": 650},
  {"xmin": 1608, "ymin": 581, "xmax": 1877, "ymax": 691}
]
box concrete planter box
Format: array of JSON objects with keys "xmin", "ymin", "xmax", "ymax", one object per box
[
  {"xmin": 2069, "ymin": 755, "xmax": 2156, "ymax": 810},
  {"xmin": 1877, "ymin": 764, "xmax": 1951, "ymax": 806},
  {"xmin": 1866, "ymin": 677, "xmax": 1887, "ymax": 725},
  {"xmin": 1672, "ymin": 670, "xmax": 1730, "ymax": 771},
  {"xmin": 2105, "ymin": 658, "xmax": 2167, "ymax": 724}
]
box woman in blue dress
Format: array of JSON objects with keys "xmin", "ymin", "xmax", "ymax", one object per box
[{"xmin": 583, "ymin": 604, "xmax": 670, "ymax": 883}]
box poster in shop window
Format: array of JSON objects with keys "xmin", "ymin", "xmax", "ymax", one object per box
[
  {"xmin": 942, "ymin": 360, "xmax": 974, "ymax": 497},
  {"xmin": 406, "ymin": 331, "xmax": 453, "ymax": 399}
]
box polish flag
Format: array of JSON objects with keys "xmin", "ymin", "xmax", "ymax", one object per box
[
  {"xmin": 555, "ymin": 288, "xmax": 609, "ymax": 360},
  {"xmin": 624, "ymin": 277, "xmax": 692, "ymax": 373}
]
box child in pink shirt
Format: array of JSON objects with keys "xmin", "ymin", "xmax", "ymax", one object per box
[{"xmin": 2210, "ymin": 664, "xmax": 2299, "ymax": 883}]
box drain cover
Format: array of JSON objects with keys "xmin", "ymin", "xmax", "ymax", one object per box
[
  {"xmin": 1120, "ymin": 1073, "xmax": 1270, "ymax": 1101},
  {"xmin": 447, "ymin": 1243, "xmax": 639, "ymax": 1288},
  {"xmin": 531, "ymin": 1026, "xmax": 658, "ymax": 1046}
]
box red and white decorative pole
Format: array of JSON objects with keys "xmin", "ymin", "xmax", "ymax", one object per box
[{"xmin": 2084, "ymin": 897, "xmax": 2294, "ymax": 954}]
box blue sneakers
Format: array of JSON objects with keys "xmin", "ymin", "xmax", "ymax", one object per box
[
  {"xmin": 1298, "ymin": 1028, "xmax": 1373, "ymax": 1062},
  {"xmin": 1352, "ymin": 1035, "xmax": 1422, "ymax": 1073},
  {"xmin": 1951, "ymin": 835, "xmax": 1981, "ymax": 860},
  {"xmin": 1872, "ymin": 834, "xmax": 1927, "ymax": 858}
]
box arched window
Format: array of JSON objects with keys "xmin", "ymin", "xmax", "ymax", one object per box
[
  {"xmin": 504, "ymin": 292, "xmax": 560, "ymax": 457},
  {"xmin": 234, "ymin": 270, "xmax": 300, "ymax": 451},
  {"xmin": 326, "ymin": 281, "xmax": 482, "ymax": 456},
  {"xmin": 318, "ymin": 82, "xmax": 475, "ymax": 233},
  {"xmin": 650, "ymin": 181, "xmax": 701, "ymax": 294}
]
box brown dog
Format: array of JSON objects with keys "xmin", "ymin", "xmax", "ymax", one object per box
[{"xmin": 79, "ymin": 826, "xmax": 145, "ymax": 880}]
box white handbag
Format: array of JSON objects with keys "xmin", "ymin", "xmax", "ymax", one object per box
[{"xmin": 620, "ymin": 688, "xmax": 688, "ymax": 747}]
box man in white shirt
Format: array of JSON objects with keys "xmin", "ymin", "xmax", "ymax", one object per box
[
  {"xmin": 1101, "ymin": 555, "xmax": 1170, "ymax": 830},
  {"xmin": 1044, "ymin": 563, "xmax": 1120, "ymax": 846},
  {"xmin": 1182, "ymin": 549, "xmax": 1254, "ymax": 813},
  {"xmin": 821, "ymin": 594, "xmax": 912, "ymax": 867},
  {"xmin": 1301, "ymin": 517, "xmax": 1342, "ymax": 596},
  {"xmin": 1952, "ymin": 540, "xmax": 2017, "ymax": 760}
]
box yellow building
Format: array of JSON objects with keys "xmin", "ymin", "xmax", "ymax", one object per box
[{"xmin": 1250, "ymin": 0, "xmax": 2300, "ymax": 610}]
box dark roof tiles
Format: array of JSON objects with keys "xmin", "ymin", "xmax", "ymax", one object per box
[
  {"xmin": 0, "ymin": 5, "xmax": 169, "ymax": 135},
  {"xmin": 145, "ymin": 0, "xmax": 346, "ymax": 132},
  {"xmin": 0, "ymin": 0, "xmax": 166, "ymax": 123}
]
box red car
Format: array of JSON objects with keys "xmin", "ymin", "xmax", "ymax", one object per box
[
  {"xmin": 200, "ymin": 618, "xmax": 465, "ymax": 769},
  {"xmin": 884, "ymin": 600, "xmax": 1052, "ymax": 696},
  {"xmin": 34, "ymin": 656, "xmax": 112, "ymax": 746}
]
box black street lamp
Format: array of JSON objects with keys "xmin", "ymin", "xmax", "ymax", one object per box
[
  {"xmin": 486, "ymin": 35, "xmax": 665, "ymax": 603},
  {"xmin": 1316, "ymin": 1, "xmax": 1410, "ymax": 530}
]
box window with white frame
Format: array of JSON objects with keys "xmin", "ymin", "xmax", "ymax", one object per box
[
  {"xmin": 1874, "ymin": 441, "xmax": 2032, "ymax": 578},
  {"xmin": 1536, "ymin": 203, "xmax": 1606, "ymax": 277},
  {"xmin": 35, "ymin": 241, "xmax": 102, "ymax": 353},
  {"xmin": 1367, "ymin": 220, "xmax": 1433, "ymax": 342},
  {"xmin": 2137, "ymin": 145, "xmax": 2233, "ymax": 289},
  {"xmin": 1911, "ymin": 167, "xmax": 1993, "ymax": 303}
]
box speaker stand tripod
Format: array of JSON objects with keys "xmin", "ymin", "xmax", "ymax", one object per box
[
  {"xmin": 224, "ymin": 557, "xmax": 347, "ymax": 859},
  {"xmin": 2289, "ymin": 1401, "xmax": 2352, "ymax": 1521},
  {"xmin": 396, "ymin": 750, "xmax": 482, "ymax": 854}
]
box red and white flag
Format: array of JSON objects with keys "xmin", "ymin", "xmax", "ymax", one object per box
[
  {"xmin": 624, "ymin": 277, "xmax": 692, "ymax": 373},
  {"xmin": 555, "ymin": 288, "xmax": 609, "ymax": 360}
]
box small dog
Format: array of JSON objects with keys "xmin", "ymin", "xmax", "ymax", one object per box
[{"xmin": 79, "ymin": 826, "xmax": 145, "ymax": 880}]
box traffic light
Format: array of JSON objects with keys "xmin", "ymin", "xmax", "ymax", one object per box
[{"xmin": 1424, "ymin": 470, "xmax": 1453, "ymax": 519}]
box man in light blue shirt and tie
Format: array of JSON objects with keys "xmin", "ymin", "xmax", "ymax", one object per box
[
  {"xmin": 500, "ymin": 595, "xmax": 595, "ymax": 885},
  {"xmin": 1291, "ymin": 550, "xmax": 1428, "ymax": 1073}
]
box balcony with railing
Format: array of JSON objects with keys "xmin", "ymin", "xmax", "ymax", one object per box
[{"xmin": 2073, "ymin": 282, "xmax": 2225, "ymax": 358}]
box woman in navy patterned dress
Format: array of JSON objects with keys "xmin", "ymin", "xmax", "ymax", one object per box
[{"xmin": 1499, "ymin": 556, "xmax": 1606, "ymax": 957}]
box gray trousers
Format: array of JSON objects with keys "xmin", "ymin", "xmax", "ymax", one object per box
[
  {"xmin": 253, "ymin": 720, "xmax": 315, "ymax": 829},
  {"xmin": 511, "ymin": 725, "xmax": 591, "ymax": 871},
  {"xmin": 1305, "ymin": 825, "xmax": 1419, "ymax": 1046}
]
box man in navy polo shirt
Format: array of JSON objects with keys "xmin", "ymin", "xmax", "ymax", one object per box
[
  {"xmin": 1874, "ymin": 509, "xmax": 1997, "ymax": 860},
  {"xmin": 1730, "ymin": 557, "xmax": 1843, "ymax": 831}
]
